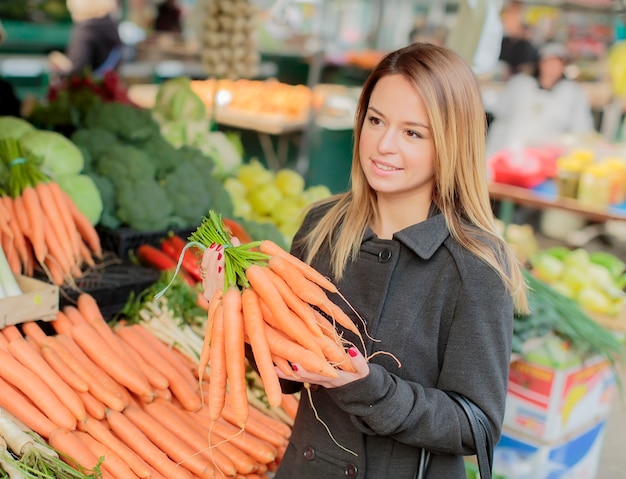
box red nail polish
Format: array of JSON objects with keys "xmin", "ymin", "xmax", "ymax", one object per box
[
  {"xmin": 291, "ymin": 364, "xmax": 298, "ymax": 372},
  {"xmin": 216, "ymin": 245, "xmax": 223, "ymax": 251},
  {"xmin": 217, "ymin": 253, "xmax": 223, "ymax": 261},
  {"xmin": 218, "ymin": 266, "xmax": 223, "ymax": 273},
  {"xmin": 209, "ymin": 243, "xmax": 216, "ymax": 249},
  {"xmin": 348, "ymin": 348, "xmax": 358, "ymax": 357}
]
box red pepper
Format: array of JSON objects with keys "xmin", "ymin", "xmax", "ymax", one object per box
[
  {"xmin": 160, "ymin": 235, "xmax": 203, "ymax": 283},
  {"xmin": 136, "ymin": 244, "xmax": 195, "ymax": 286},
  {"xmin": 222, "ymin": 218, "xmax": 253, "ymax": 245}
]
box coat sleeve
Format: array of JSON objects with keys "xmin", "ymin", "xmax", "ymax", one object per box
[{"xmin": 327, "ymin": 252, "xmax": 514, "ymax": 456}]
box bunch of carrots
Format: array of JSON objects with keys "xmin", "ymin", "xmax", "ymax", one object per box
[
  {"xmin": 0, "ymin": 138, "xmax": 102, "ymax": 286},
  {"xmin": 187, "ymin": 211, "xmax": 363, "ymax": 430},
  {"xmin": 0, "ymin": 292, "xmax": 292, "ymax": 478}
]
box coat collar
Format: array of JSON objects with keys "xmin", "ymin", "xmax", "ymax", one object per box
[{"xmin": 362, "ymin": 213, "xmax": 450, "ymax": 260}]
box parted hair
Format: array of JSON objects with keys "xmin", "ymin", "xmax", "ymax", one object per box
[{"xmin": 297, "ymin": 42, "xmax": 528, "ymax": 313}]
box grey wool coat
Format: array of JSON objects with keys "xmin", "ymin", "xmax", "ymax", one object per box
[{"xmin": 274, "ymin": 205, "xmax": 514, "ymax": 479}]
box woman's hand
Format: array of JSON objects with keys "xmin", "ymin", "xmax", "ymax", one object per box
[
  {"xmin": 275, "ymin": 346, "xmax": 370, "ymax": 389},
  {"xmin": 201, "ymin": 236, "xmax": 240, "ymax": 301}
]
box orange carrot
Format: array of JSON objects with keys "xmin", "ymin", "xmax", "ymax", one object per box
[
  {"xmin": 246, "ymin": 264, "xmax": 325, "ymax": 358},
  {"xmin": 70, "ymin": 321, "xmax": 154, "ymax": 402},
  {"xmin": 78, "ymin": 391, "xmax": 106, "ymax": 420},
  {"xmin": 222, "ymin": 286, "xmax": 248, "ymax": 428},
  {"xmin": 0, "ymin": 348, "xmax": 77, "ymax": 430},
  {"xmin": 123, "ymin": 404, "xmax": 216, "ymax": 479},
  {"xmin": 42, "ymin": 214, "xmax": 73, "ymax": 279},
  {"xmin": 1, "ymin": 324, "xmax": 22, "ymax": 342},
  {"xmin": 79, "ymin": 415, "xmax": 152, "ymax": 478},
  {"xmin": 116, "ymin": 325, "xmax": 201, "ymax": 411},
  {"xmin": 36, "ymin": 182, "xmax": 76, "ymax": 265},
  {"xmin": 48, "ymin": 428, "xmax": 105, "ymax": 477},
  {"xmin": 7, "ymin": 336, "xmax": 87, "ymax": 422},
  {"xmin": 130, "ymin": 324, "xmax": 199, "ymax": 392},
  {"xmin": 20, "ymin": 186, "xmax": 48, "ymax": 264},
  {"xmin": 205, "ymin": 301, "xmax": 227, "ymax": 422},
  {"xmin": 241, "ymin": 287, "xmax": 283, "ymax": 408},
  {"xmin": 264, "ymin": 324, "xmax": 338, "ymax": 378},
  {"xmin": 38, "ymin": 340, "xmax": 90, "ymax": 392},
  {"xmin": 197, "ymin": 288, "xmax": 223, "ymax": 384},
  {"xmin": 156, "ymin": 398, "xmax": 259, "ymax": 475},
  {"xmin": 263, "ymin": 267, "xmax": 324, "ymax": 338},
  {"xmin": 61, "ymin": 185, "xmax": 102, "ymax": 259},
  {"xmin": 47, "ymin": 181, "xmax": 82, "ymax": 260},
  {"xmin": 243, "ymin": 404, "xmax": 292, "ymax": 441},
  {"xmin": 20, "ymin": 320, "xmax": 49, "ymax": 344},
  {"xmin": 0, "ymin": 196, "xmax": 14, "ymax": 239},
  {"xmin": 62, "ymin": 305, "xmax": 87, "ymax": 325},
  {"xmin": 260, "ymin": 239, "xmax": 338, "ymax": 292},
  {"xmin": 143, "ymin": 399, "xmax": 241, "ymax": 477},
  {"xmin": 4, "ymin": 195, "xmax": 31, "ymax": 273},
  {"xmin": 51, "ymin": 309, "xmax": 77, "ymax": 335},
  {"xmin": 0, "ymin": 376, "xmax": 57, "ymax": 438},
  {"xmin": 75, "ymin": 430, "xmax": 140, "ymax": 479},
  {"xmin": 272, "ymin": 354, "xmax": 295, "ymax": 377},
  {"xmin": 1, "ymin": 231, "xmax": 20, "ymax": 274},
  {"xmin": 280, "ymin": 393, "xmax": 299, "ymax": 421},
  {"xmin": 54, "ymin": 333, "xmax": 128, "ymax": 412}
]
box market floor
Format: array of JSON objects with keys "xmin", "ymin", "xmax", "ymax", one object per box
[{"xmin": 596, "ymin": 361, "xmax": 626, "ymax": 478}]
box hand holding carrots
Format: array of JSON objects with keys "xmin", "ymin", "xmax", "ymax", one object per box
[{"xmin": 275, "ymin": 346, "xmax": 370, "ymax": 389}]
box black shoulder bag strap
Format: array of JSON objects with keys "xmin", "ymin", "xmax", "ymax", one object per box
[
  {"xmin": 415, "ymin": 392, "xmax": 494, "ymax": 479},
  {"xmin": 447, "ymin": 391, "xmax": 494, "ymax": 479}
]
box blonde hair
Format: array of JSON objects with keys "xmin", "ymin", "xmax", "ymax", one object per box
[
  {"xmin": 299, "ymin": 43, "xmax": 528, "ymax": 313},
  {"xmin": 66, "ymin": 0, "xmax": 118, "ymax": 22}
]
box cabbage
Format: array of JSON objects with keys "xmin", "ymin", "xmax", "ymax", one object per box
[
  {"xmin": 0, "ymin": 116, "xmax": 35, "ymax": 140},
  {"xmin": 56, "ymin": 173, "xmax": 103, "ymax": 225},
  {"xmin": 153, "ymin": 77, "xmax": 206, "ymax": 123},
  {"xmin": 195, "ymin": 131, "xmax": 242, "ymax": 178},
  {"xmin": 20, "ymin": 130, "xmax": 84, "ymax": 178}
]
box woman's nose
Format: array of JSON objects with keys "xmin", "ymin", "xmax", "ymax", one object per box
[{"xmin": 377, "ymin": 129, "xmax": 398, "ymax": 154}]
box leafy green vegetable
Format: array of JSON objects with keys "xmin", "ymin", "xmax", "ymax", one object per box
[
  {"xmin": 56, "ymin": 173, "xmax": 103, "ymax": 225},
  {"xmin": 87, "ymin": 173, "xmax": 120, "ymax": 229},
  {"xmin": 20, "ymin": 129, "xmax": 84, "ymax": 178},
  {"xmin": 195, "ymin": 131, "xmax": 243, "ymax": 178},
  {"xmin": 85, "ymin": 102, "xmax": 160, "ymax": 143},
  {"xmin": 135, "ymin": 134, "xmax": 180, "ymax": 179},
  {"xmin": 94, "ymin": 144, "xmax": 156, "ymax": 184},
  {"xmin": 153, "ymin": 77, "xmax": 207, "ymax": 123},
  {"xmin": 70, "ymin": 127, "xmax": 119, "ymax": 167},
  {"xmin": 115, "ymin": 178, "xmax": 173, "ymax": 231},
  {"xmin": 0, "ymin": 116, "xmax": 35, "ymax": 140},
  {"xmin": 161, "ymin": 161, "xmax": 213, "ymax": 226}
]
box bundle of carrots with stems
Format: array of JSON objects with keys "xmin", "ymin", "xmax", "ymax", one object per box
[
  {"xmin": 0, "ymin": 138, "xmax": 102, "ymax": 285},
  {"xmin": 183, "ymin": 211, "xmax": 365, "ymax": 431},
  {"xmin": 0, "ymin": 292, "xmax": 292, "ymax": 478}
]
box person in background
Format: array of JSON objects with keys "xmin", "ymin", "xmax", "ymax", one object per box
[
  {"xmin": 205, "ymin": 42, "xmax": 528, "ymax": 478},
  {"xmin": 498, "ymin": 1, "xmax": 538, "ymax": 77},
  {"xmin": 486, "ymin": 42, "xmax": 595, "ymax": 159},
  {"xmin": 154, "ymin": 0, "xmax": 183, "ymax": 34},
  {"xmin": 49, "ymin": 0, "xmax": 121, "ymax": 78}
]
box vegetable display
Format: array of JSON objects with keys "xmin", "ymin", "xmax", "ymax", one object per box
[{"xmin": 0, "ymin": 291, "xmax": 292, "ymax": 478}]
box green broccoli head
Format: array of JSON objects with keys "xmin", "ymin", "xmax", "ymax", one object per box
[
  {"xmin": 178, "ymin": 145, "xmax": 215, "ymax": 180},
  {"xmin": 137, "ymin": 134, "xmax": 181, "ymax": 179},
  {"xmin": 161, "ymin": 161, "xmax": 212, "ymax": 227},
  {"xmin": 85, "ymin": 102, "xmax": 160, "ymax": 143},
  {"xmin": 95, "ymin": 144, "xmax": 157, "ymax": 186},
  {"xmin": 116, "ymin": 178, "xmax": 174, "ymax": 231},
  {"xmin": 70, "ymin": 127, "xmax": 118, "ymax": 165}
]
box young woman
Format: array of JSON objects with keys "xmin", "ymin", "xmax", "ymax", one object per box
[
  {"xmin": 272, "ymin": 42, "xmax": 528, "ymax": 478},
  {"xmin": 200, "ymin": 42, "xmax": 528, "ymax": 478}
]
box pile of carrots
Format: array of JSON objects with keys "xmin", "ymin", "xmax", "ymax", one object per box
[
  {"xmin": 189, "ymin": 212, "xmax": 362, "ymax": 430},
  {"xmin": 0, "ymin": 138, "xmax": 102, "ymax": 286},
  {"xmin": 0, "ymin": 292, "xmax": 293, "ymax": 478}
]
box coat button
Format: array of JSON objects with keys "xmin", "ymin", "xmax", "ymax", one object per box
[
  {"xmin": 303, "ymin": 446, "xmax": 315, "ymax": 461},
  {"xmin": 378, "ymin": 249, "xmax": 392, "ymax": 263},
  {"xmin": 345, "ymin": 463, "xmax": 358, "ymax": 477}
]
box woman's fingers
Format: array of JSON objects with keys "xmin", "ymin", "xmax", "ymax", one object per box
[
  {"xmin": 275, "ymin": 347, "xmax": 370, "ymax": 389},
  {"xmin": 201, "ymin": 243, "xmax": 226, "ymax": 301}
]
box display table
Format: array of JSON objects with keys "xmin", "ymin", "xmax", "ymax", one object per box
[{"xmin": 489, "ymin": 180, "xmax": 626, "ymax": 223}]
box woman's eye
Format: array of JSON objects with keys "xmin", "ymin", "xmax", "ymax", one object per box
[
  {"xmin": 406, "ymin": 129, "xmax": 421, "ymax": 138},
  {"xmin": 368, "ymin": 116, "xmax": 381, "ymax": 126}
]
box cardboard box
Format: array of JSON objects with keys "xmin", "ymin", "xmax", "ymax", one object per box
[
  {"xmin": 504, "ymin": 355, "xmax": 616, "ymax": 442},
  {"xmin": 0, "ymin": 276, "xmax": 59, "ymax": 327},
  {"xmin": 493, "ymin": 420, "xmax": 607, "ymax": 479}
]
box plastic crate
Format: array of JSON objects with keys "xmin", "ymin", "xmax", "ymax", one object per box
[
  {"xmin": 97, "ymin": 225, "xmax": 197, "ymax": 261},
  {"xmin": 59, "ymin": 263, "xmax": 162, "ymax": 321}
]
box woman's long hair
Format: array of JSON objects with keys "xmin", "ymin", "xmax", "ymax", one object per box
[{"xmin": 298, "ymin": 42, "xmax": 528, "ymax": 312}]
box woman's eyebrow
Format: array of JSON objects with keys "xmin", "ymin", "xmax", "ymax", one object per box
[{"xmin": 367, "ymin": 106, "xmax": 429, "ymax": 129}]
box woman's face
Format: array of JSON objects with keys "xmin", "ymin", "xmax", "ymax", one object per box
[{"xmin": 359, "ymin": 74, "xmax": 435, "ymax": 208}]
